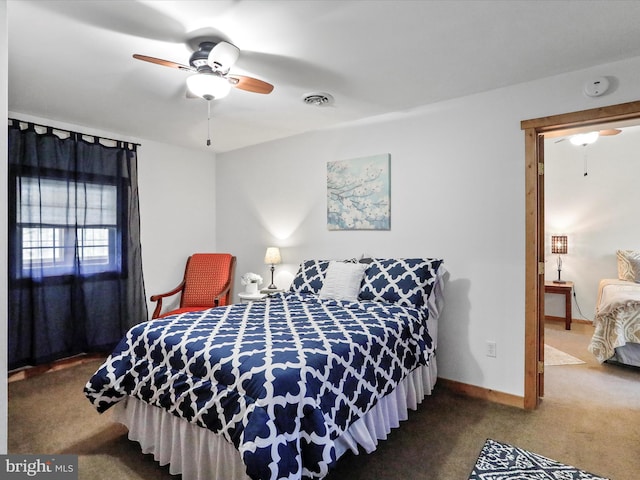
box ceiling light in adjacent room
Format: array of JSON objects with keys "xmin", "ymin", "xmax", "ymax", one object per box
[
  {"xmin": 187, "ymin": 73, "xmax": 231, "ymax": 100},
  {"xmin": 569, "ymin": 132, "xmax": 599, "ymax": 146}
]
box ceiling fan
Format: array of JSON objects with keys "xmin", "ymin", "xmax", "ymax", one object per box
[
  {"xmin": 133, "ymin": 40, "xmax": 274, "ymax": 100},
  {"xmin": 553, "ymin": 128, "xmax": 622, "ymax": 144},
  {"xmin": 553, "ymin": 128, "xmax": 622, "ymax": 177},
  {"xmin": 134, "ymin": 40, "xmax": 274, "ymax": 146}
]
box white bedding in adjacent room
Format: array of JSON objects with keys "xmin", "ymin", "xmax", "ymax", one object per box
[{"xmin": 589, "ymin": 278, "xmax": 640, "ymax": 364}]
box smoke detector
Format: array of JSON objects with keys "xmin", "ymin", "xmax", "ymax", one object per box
[
  {"xmin": 584, "ymin": 77, "xmax": 610, "ymax": 97},
  {"xmin": 302, "ymin": 92, "xmax": 334, "ymax": 106}
]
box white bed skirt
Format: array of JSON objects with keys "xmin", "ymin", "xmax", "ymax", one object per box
[{"xmin": 111, "ymin": 358, "xmax": 438, "ymax": 480}]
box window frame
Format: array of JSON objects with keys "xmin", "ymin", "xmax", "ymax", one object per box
[{"xmin": 12, "ymin": 168, "xmax": 125, "ymax": 279}]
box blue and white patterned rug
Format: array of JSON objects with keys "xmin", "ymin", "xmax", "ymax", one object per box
[{"xmin": 469, "ymin": 439, "xmax": 610, "ymax": 479}]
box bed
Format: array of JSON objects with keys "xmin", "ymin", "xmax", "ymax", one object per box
[
  {"xmin": 588, "ymin": 250, "xmax": 640, "ymax": 366},
  {"xmin": 589, "ymin": 278, "xmax": 640, "ymax": 366},
  {"xmin": 85, "ymin": 257, "xmax": 446, "ymax": 480}
]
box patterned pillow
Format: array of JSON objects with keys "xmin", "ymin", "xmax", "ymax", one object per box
[
  {"xmin": 616, "ymin": 250, "xmax": 640, "ymax": 282},
  {"xmin": 290, "ymin": 260, "xmax": 331, "ymax": 294},
  {"xmin": 359, "ymin": 258, "xmax": 443, "ymax": 308}
]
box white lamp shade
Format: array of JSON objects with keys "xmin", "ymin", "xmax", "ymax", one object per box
[
  {"xmin": 186, "ymin": 73, "xmax": 231, "ymax": 100},
  {"xmin": 264, "ymin": 247, "xmax": 282, "ymax": 265}
]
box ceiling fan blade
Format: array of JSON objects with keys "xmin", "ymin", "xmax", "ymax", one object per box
[
  {"xmin": 599, "ymin": 128, "xmax": 622, "ymax": 136},
  {"xmin": 208, "ymin": 41, "xmax": 240, "ymax": 73},
  {"xmin": 133, "ymin": 54, "xmax": 193, "ymax": 71},
  {"xmin": 229, "ymin": 75, "xmax": 274, "ymax": 94}
]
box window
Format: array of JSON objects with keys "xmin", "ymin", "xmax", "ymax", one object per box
[
  {"xmin": 8, "ymin": 120, "xmax": 147, "ymax": 370},
  {"xmin": 17, "ymin": 176, "xmax": 121, "ymax": 277}
]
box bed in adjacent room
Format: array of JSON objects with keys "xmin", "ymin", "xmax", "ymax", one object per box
[
  {"xmin": 588, "ymin": 250, "xmax": 640, "ymax": 367},
  {"xmin": 589, "ymin": 278, "xmax": 640, "ymax": 366},
  {"xmin": 85, "ymin": 257, "xmax": 446, "ymax": 480}
]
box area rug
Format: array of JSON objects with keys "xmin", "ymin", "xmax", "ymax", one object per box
[
  {"xmin": 545, "ymin": 344, "xmax": 586, "ymax": 366},
  {"xmin": 468, "ymin": 439, "xmax": 609, "ymax": 479}
]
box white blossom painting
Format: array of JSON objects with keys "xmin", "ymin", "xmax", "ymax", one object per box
[{"xmin": 327, "ymin": 153, "xmax": 390, "ymax": 230}]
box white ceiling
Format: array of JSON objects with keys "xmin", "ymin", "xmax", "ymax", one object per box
[{"xmin": 8, "ymin": 0, "xmax": 640, "ymax": 153}]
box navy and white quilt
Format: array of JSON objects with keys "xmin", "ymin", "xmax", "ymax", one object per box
[{"xmin": 84, "ymin": 292, "xmax": 435, "ymax": 480}]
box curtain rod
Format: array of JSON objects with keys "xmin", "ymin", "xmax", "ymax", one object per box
[{"xmin": 8, "ymin": 118, "xmax": 142, "ymax": 147}]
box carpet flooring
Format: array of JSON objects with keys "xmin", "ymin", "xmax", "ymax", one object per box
[
  {"xmin": 468, "ymin": 438, "xmax": 609, "ymax": 479},
  {"xmin": 7, "ymin": 321, "xmax": 640, "ymax": 480}
]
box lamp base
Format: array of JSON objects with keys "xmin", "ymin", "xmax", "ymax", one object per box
[
  {"xmin": 261, "ymin": 287, "xmax": 283, "ymax": 296},
  {"xmin": 554, "ymin": 266, "xmax": 566, "ymax": 284},
  {"xmin": 266, "ymin": 264, "xmax": 277, "ymax": 291}
]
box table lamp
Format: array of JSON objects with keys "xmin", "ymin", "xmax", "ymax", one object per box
[
  {"xmin": 264, "ymin": 247, "xmax": 282, "ymax": 290},
  {"xmin": 551, "ymin": 235, "xmax": 568, "ymax": 284}
]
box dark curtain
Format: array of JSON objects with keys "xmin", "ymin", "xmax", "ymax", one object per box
[{"xmin": 8, "ymin": 121, "xmax": 148, "ymax": 370}]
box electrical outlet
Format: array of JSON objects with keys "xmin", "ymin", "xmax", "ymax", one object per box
[{"xmin": 486, "ymin": 341, "xmax": 497, "ymax": 358}]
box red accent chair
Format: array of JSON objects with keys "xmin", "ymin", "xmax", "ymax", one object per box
[{"xmin": 150, "ymin": 253, "xmax": 236, "ymax": 319}]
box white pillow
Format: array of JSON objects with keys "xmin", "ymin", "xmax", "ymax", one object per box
[
  {"xmin": 319, "ymin": 261, "xmax": 368, "ymax": 302},
  {"xmin": 617, "ymin": 250, "xmax": 640, "ymax": 282}
]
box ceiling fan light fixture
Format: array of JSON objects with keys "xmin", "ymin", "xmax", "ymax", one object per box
[
  {"xmin": 569, "ymin": 131, "xmax": 599, "ymax": 146},
  {"xmin": 186, "ymin": 73, "xmax": 231, "ymax": 100},
  {"xmin": 207, "ymin": 41, "xmax": 240, "ymax": 73}
]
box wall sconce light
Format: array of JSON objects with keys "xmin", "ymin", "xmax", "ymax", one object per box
[
  {"xmin": 551, "ymin": 235, "xmax": 568, "ymax": 284},
  {"xmin": 264, "ymin": 247, "xmax": 282, "ymax": 290}
]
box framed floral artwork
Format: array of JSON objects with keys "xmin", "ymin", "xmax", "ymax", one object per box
[{"xmin": 327, "ymin": 153, "xmax": 390, "ymax": 230}]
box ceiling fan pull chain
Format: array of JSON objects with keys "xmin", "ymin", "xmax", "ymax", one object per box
[
  {"xmin": 207, "ymin": 99, "xmax": 212, "ymax": 147},
  {"xmin": 583, "ymin": 147, "xmax": 588, "ymax": 176}
]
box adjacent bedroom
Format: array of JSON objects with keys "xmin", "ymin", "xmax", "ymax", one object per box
[
  {"xmin": 544, "ymin": 123, "xmax": 640, "ymax": 365},
  {"xmin": 542, "ymin": 121, "xmax": 640, "ymax": 432}
]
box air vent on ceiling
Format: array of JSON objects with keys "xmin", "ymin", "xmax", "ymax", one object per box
[{"xmin": 302, "ymin": 92, "xmax": 334, "ymax": 106}]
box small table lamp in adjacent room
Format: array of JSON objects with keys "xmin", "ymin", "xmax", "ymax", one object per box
[
  {"xmin": 551, "ymin": 235, "xmax": 568, "ymax": 284},
  {"xmin": 264, "ymin": 247, "xmax": 282, "ymax": 290}
]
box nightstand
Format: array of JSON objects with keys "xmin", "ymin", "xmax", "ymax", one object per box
[
  {"xmin": 238, "ymin": 292, "xmax": 267, "ymax": 304},
  {"xmin": 544, "ymin": 281, "xmax": 574, "ymax": 330}
]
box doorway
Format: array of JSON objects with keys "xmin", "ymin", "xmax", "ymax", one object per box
[{"xmin": 521, "ymin": 99, "xmax": 640, "ymax": 409}]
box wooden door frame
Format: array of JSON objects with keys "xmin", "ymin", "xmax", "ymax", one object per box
[{"xmin": 521, "ymin": 100, "xmax": 640, "ymax": 409}]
